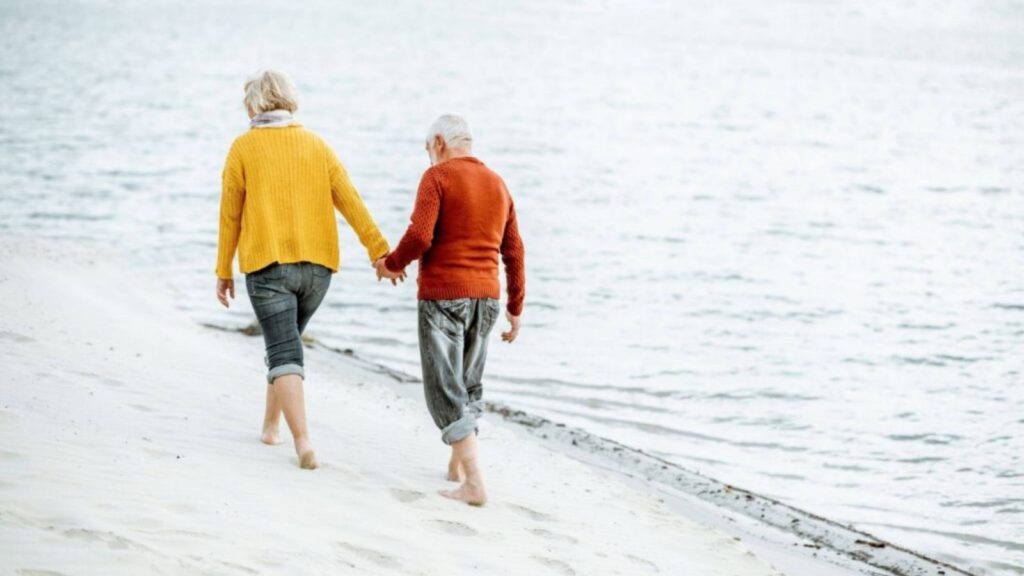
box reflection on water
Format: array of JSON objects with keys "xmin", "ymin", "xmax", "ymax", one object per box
[{"xmin": 2, "ymin": 1, "xmax": 1022, "ymax": 573}]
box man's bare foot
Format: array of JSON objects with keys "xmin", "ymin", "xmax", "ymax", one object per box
[
  {"xmin": 261, "ymin": 426, "xmax": 282, "ymax": 445},
  {"xmin": 447, "ymin": 459, "xmax": 464, "ymax": 482},
  {"xmin": 295, "ymin": 438, "xmax": 318, "ymax": 470},
  {"xmin": 440, "ymin": 480, "xmax": 487, "ymax": 506}
]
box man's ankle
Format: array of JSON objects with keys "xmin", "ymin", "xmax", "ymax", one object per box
[{"xmin": 461, "ymin": 456, "xmax": 482, "ymax": 474}]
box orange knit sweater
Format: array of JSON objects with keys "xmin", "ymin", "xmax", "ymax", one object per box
[{"xmin": 384, "ymin": 157, "xmax": 526, "ymax": 316}]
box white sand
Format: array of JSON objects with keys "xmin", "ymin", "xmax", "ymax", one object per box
[{"xmin": 0, "ymin": 237, "xmax": 782, "ymax": 575}]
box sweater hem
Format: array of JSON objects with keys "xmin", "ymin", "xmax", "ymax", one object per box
[
  {"xmin": 238, "ymin": 256, "xmax": 340, "ymax": 275},
  {"xmin": 417, "ymin": 284, "xmax": 500, "ymax": 302}
]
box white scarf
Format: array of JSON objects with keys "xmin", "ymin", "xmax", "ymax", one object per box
[{"xmin": 250, "ymin": 110, "xmax": 300, "ymax": 128}]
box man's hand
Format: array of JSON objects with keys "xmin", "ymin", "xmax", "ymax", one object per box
[
  {"xmin": 216, "ymin": 278, "xmax": 235, "ymax": 308},
  {"xmin": 373, "ymin": 258, "xmax": 406, "ymax": 286},
  {"xmin": 501, "ymin": 311, "xmax": 521, "ymax": 343}
]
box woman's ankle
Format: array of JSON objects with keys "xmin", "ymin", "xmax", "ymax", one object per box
[{"xmin": 294, "ymin": 435, "xmax": 313, "ymax": 453}]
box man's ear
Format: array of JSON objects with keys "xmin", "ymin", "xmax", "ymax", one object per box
[{"xmin": 434, "ymin": 134, "xmax": 447, "ymax": 156}]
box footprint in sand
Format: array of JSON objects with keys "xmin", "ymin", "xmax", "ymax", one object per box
[
  {"xmin": 528, "ymin": 527, "xmax": 578, "ymax": 544},
  {"xmin": 0, "ymin": 449, "xmax": 25, "ymax": 463},
  {"xmin": 0, "ymin": 330, "xmax": 35, "ymax": 344},
  {"xmin": 337, "ymin": 541, "xmax": 402, "ymax": 568},
  {"xmin": 150, "ymin": 527, "xmax": 211, "ymax": 539},
  {"xmin": 62, "ymin": 528, "xmax": 144, "ymax": 551},
  {"xmin": 142, "ymin": 446, "xmax": 176, "ymax": 459},
  {"xmin": 390, "ymin": 488, "xmax": 426, "ymax": 503},
  {"xmin": 532, "ymin": 556, "xmax": 576, "ymax": 575},
  {"xmin": 507, "ymin": 503, "xmax": 553, "ymax": 522},
  {"xmin": 627, "ymin": 554, "xmax": 661, "ymax": 573},
  {"xmin": 430, "ymin": 519, "xmax": 478, "ymax": 536},
  {"xmin": 217, "ymin": 560, "xmax": 259, "ymax": 575},
  {"xmin": 75, "ymin": 372, "xmax": 126, "ymax": 388},
  {"xmin": 179, "ymin": 554, "xmax": 259, "ymax": 575}
]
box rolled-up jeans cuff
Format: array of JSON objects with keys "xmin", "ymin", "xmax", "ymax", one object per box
[
  {"xmin": 267, "ymin": 363, "xmax": 304, "ymax": 384},
  {"xmin": 441, "ymin": 413, "xmax": 478, "ymax": 445}
]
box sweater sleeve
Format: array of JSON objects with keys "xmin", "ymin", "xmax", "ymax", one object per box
[
  {"xmin": 384, "ymin": 169, "xmax": 442, "ymax": 272},
  {"xmin": 328, "ymin": 147, "xmax": 390, "ymax": 262},
  {"xmin": 501, "ymin": 200, "xmax": 526, "ymax": 316},
  {"xmin": 215, "ymin": 143, "xmax": 245, "ymax": 279}
]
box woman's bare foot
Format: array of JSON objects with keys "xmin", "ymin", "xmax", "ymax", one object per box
[
  {"xmin": 295, "ymin": 438, "xmax": 318, "ymax": 470},
  {"xmin": 299, "ymin": 450, "xmax": 319, "ymax": 470},
  {"xmin": 261, "ymin": 425, "xmax": 282, "ymax": 445},
  {"xmin": 440, "ymin": 479, "xmax": 487, "ymax": 506}
]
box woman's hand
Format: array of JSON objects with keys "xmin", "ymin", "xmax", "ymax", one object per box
[
  {"xmin": 373, "ymin": 258, "xmax": 406, "ymax": 286},
  {"xmin": 217, "ymin": 278, "xmax": 235, "ymax": 308}
]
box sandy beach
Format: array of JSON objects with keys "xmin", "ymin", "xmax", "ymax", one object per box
[
  {"xmin": 2, "ymin": 1, "xmax": 1020, "ymax": 571},
  {"xmin": 0, "ymin": 236, "xmax": 788, "ymax": 575}
]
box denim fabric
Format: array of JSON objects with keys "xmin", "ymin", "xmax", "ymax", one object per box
[
  {"xmin": 418, "ymin": 298, "xmax": 501, "ymax": 445},
  {"xmin": 245, "ymin": 262, "xmax": 332, "ymax": 384}
]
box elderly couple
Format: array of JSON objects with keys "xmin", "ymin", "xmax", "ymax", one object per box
[{"xmin": 214, "ymin": 70, "xmax": 525, "ymax": 506}]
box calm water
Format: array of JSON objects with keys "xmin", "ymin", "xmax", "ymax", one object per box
[{"xmin": 2, "ymin": 1, "xmax": 1023, "ymax": 573}]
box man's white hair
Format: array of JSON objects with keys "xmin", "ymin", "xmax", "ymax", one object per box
[
  {"xmin": 426, "ymin": 114, "xmax": 473, "ymax": 148},
  {"xmin": 244, "ymin": 69, "xmax": 299, "ymax": 115}
]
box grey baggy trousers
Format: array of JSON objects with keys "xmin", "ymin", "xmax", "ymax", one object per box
[{"xmin": 418, "ymin": 298, "xmax": 501, "ymax": 445}]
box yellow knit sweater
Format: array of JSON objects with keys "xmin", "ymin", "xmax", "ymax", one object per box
[{"xmin": 215, "ymin": 125, "xmax": 390, "ymax": 279}]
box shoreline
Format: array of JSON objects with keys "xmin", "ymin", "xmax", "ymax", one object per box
[
  {"xmin": 300, "ymin": 338, "xmax": 975, "ymax": 576},
  {"xmin": 205, "ymin": 299, "xmax": 973, "ymax": 575}
]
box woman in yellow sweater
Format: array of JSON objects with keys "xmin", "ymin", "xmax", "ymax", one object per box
[{"xmin": 215, "ymin": 69, "xmax": 395, "ymax": 469}]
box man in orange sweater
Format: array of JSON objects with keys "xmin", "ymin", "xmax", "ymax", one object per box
[{"xmin": 376, "ymin": 115, "xmax": 525, "ymax": 506}]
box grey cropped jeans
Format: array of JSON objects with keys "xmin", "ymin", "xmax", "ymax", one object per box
[
  {"xmin": 418, "ymin": 298, "xmax": 501, "ymax": 445},
  {"xmin": 245, "ymin": 262, "xmax": 332, "ymax": 383}
]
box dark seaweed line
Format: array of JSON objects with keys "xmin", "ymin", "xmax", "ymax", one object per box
[{"xmin": 485, "ymin": 402, "xmax": 976, "ymax": 576}]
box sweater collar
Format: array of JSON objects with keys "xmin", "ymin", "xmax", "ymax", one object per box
[
  {"xmin": 250, "ymin": 110, "xmax": 301, "ymax": 129},
  {"xmin": 444, "ymin": 155, "xmax": 483, "ymax": 166}
]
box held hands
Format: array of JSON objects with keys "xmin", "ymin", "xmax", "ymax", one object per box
[
  {"xmin": 216, "ymin": 278, "xmax": 235, "ymax": 308},
  {"xmin": 501, "ymin": 311, "xmax": 521, "ymax": 343},
  {"xmin": 373, "ymin": 257, "xmax": 406, "ymax": 286}
]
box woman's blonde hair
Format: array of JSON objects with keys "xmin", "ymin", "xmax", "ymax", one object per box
[{"xmin": 244, "ymin": 69, "xmax": 299, "ymax": 115}]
